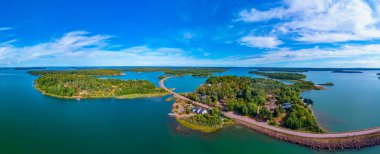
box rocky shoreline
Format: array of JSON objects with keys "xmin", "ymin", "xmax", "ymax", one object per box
[{"xmin": 235, "ymin": 119, "xmax": 380, "ymax": 150}]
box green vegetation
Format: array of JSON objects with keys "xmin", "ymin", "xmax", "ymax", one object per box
[
  {"xmin": 255, "ymin": 68, "xmax": 308, "ymax": 72},
  {"xmin": 158, "ymin": 75, "xmax": 168, "ymax": 79},
  {"xmin": 178, "ymin": 108, "xmax": 223, "ymax": 132},
  {"xmin": 29, "ymin": 69, "xmax": 123, "ymax": 76},
  {"xmin": 34, "ymin": 74, "xmax": 167, "ymax": 99},
  {"xmin": 318, "ymin": 82, "xmax": 334, "ymax": 86},
  {"xmin": 176, "ymin": 118, "xmax": 221, "ymax": 133},
  {"xmin": 294, "ymin": 80, "xmax": 324, "ymax": 91},
  {"xmin": 249, "ymin": 71, "xmax": 307, "ymax": 80},
  {"xmin": 284, "ymin": 104, "xmax": 323, "ymax": 132},
  {"xmin": 165, "ymin": 97, "xmax": 175, "ymax": 102},
  {"xmin": 332, "ymin": 70, "xmax": 363, "ymax": 73},
  {"xmin": 303, "ymin": 98, "xmax": 314, "ymax": 105},
  {"xmin": 187, "ymin": 76, "xmax": 324, "ymax": 133},
  {"xmin": 123, "ymin": 67, "xmax": 226, "ymax": 77},
  {"xmin": 13, "ymin": 67, "xmax": 46, "ymax": 70}
]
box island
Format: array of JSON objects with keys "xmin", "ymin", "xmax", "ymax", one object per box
[
  {"xmin": 331, "ymin": 70, "xmax": 363, "ymax": 73},
  {"xmin": 377, "ymin": 73, "xmax": 380, "ymax": 75},
  {"xmin": 28, "ymin": 69, "xmax": 124, "ymax": 76},
  {"xmin": 13, "ymin": 67, "xmax": 46, "ymax": 70},
  {"xmin": 255, "ymin": 68, "xmax": 308, "ymax": 72},
  {"xmin": 249, "ymin": 71, "xmax": 307, "ymax": 80},
  {"xmin": 172, "ymin": 76, "xmax": 324, "ymax": 133},
  {"xmin": 122, "ymin": 67, "xmax": 226, "ymax": 77},
  {"xmin": 318, "ymin": 82, "xmax": 334, "ymax": 86},
  {"xmin": 31, "ymin": 69, "xmax": 168, "ymax": 99}
]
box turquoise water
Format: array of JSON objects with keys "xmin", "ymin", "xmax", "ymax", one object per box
[{"xmin": 0, "ymin": 68, "xmax": 380, "ymax": 154}]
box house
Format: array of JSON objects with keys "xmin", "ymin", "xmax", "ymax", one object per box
[
  {"xmin": 191, "ymin": 107, "xmax": 208, "ymax": 114},
  {"xmin": 197, "ymin": 94, "xmax": 208, "ymax": 102},
  {"xmin": 281, "ymin": 102, "xmax": 292, "ymax": 109},
  {"xmin": 199, "ymin": 109, "xmax": 208, "ymax": 114}
]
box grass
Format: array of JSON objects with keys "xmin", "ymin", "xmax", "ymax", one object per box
[
  {"xmin": 222, "ymin": 118, "xmax": 235, "ymax": 126},
  {"xmin": 165, "ymin": 97, "xmax": 175, "ymax": 102},
  {"xmin": 176, "ymin": 118, "xmax": 222, "ymax": 133}
]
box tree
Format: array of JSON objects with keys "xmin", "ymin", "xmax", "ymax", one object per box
[
  {"xmin": 247, "ymin": 103, "xmax": 258, "ymax": 116},
  {"xmin": 241, "ymin": 104, "xmax": 249, "ymax": 115},
  {"xmin": 259, "ymin": 108, "xmax": 272, "ymax": 120}
]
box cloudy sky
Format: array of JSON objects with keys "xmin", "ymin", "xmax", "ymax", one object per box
[{"xmin": 1, "ymin": 0, "xmax": 380, "ymax": 67}]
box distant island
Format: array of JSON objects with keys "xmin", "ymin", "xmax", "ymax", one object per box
[
  {"xmin": 31, "ymin": 69, "xmax": 168, "ymax": 99},
  {"xmin": 255, "ymin": 68, "xmax": 308, "ymax": 72},
  {"xmin": 249, "ymin": 71, "xmax": 307, "ymax": 80},
  {"xmin": 172, "ymin": 76, "xmax": 325, "ymax": 133},
  {"xmin": 332, "ymin": 70, "xmax": 363, "ymax": 73},
  {"xmin": 318, "ymin": 82, "xmax": 334, "ymax": 86},
  {"xmin": 13, "ymin": 67, "xmax": 47, "ymax": 70},
  {"xmin": 377, "ymin": 73, "xmax": 380, "ymax": 75},
  {"xmin": 122, "ymin": 67, "xmax": 226, "ymax": 77},
  {"xmin": 28, "ymin": 69, "xmax": 124, "ymax": 76}
]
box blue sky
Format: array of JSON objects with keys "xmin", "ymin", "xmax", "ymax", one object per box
[{"xmin": 1, "ymin": 0, "xmax": 380, "ymax": 67}]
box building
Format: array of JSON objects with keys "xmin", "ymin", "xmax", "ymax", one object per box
[
  {"xmin": 281, "ymin": 102, "xmax": 292, "ymax": 109},
  {"xmin": 191, "ymin": 107, "xmax": 208, "ymax": 114},
  {"xmin": 197, "ymin": 94, "xmax": 208, "ymax": 102}
]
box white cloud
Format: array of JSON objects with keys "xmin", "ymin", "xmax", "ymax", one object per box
[
  {"xmin": 234, "ymin": 44, "xmax": 380, "ymax": 67},
  {"xmin": 0, "ymin": 31, "xmax": 216, "ymax": 66},
  {"xmin": 2, "ymin": 31, "xmax": 380, "ymax": 67},
  {"xmin": 239, "ymin": 35, "xmax": 282, "ymax": 48},
  {"xmin": 239, "ymin": 0, "xmax": 380, "ymax": 43},
  {"xmin": 0, "ymin": 27, "xmax": 13, "ymax": 31},
  {"xmin": 239, "ymin": 7, "xmax": 286, "ymax": 22}
]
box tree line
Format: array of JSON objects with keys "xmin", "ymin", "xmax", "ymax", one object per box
[
  {"xmin": 249, "ymin": 71, "xmax": 307, "ymax": 80},
  {"xmin": 35, "ymin": 74, "xmax": 165, "ymax": 98},
  {"xmin": 123, "ymin": 67, "xmax": 227, "ymax": 77},
  {"xmin": 187, "ymin": 76, "xmax": 325, "ymax": 133},
  {"xmin": 29, "ymin": 69, "xmax": 123, "ymax": 76}
]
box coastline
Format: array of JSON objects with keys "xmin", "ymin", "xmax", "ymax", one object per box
[
  {"xmin": 35, "ymin": 86, "xmax": 169, "ymax": 100},
  {"xmin": 160, "ymin": 77, "xmax": 380, "ymax": 150},
  {"xmin": 176, "ymin": 118, "xmax": 222, "ymax": 133}
]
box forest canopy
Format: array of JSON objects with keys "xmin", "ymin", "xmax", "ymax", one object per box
[
  {"xmin": 122, "ymin": 67, "xmax": 226, "ymax": 77},
  {"xmin": 187, "ymin": 76, "xmax": 324, "ymax": 133},
  {"xmin": 28, "ymin": 69, "xmax": 123, "ymax": 76},
  {"xmin": 249, "ymin": 71, "xmax": 307, "ymax": 80},
  {"xmin": 34, "ymin": 74, "xmax": 166, "ymax": 99}
]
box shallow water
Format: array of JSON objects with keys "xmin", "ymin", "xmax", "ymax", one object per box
[{"xmin": 0, "ymin": 68, "xmax": 380, "ymax": 154}]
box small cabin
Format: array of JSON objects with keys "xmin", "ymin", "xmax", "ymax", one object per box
[
  {"xmin": 197, "ymin": 94, "xmax": 208, "ymax": 101},
  {"xmin": 191, "ymin": 107, "xmax": 208, "ymax": 114},
  {"xmin": 281, "ymin": 102, "xmax": 292, "ymax": 109}
]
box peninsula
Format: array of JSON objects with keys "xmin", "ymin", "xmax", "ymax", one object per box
[{"xmin": 160, "ymin": 76, "xmax": 380, "ymax": 150}]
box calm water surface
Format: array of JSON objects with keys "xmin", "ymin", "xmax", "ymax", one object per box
[{"xmin": 0, "ymin": 68, "xmax": 380, "ymax": 154}]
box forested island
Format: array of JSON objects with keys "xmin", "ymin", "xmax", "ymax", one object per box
[
  {"xmin": 332, "ymin": 70, "xmax": 363, "ymax": 73},
  {"xmin": 13, "ymin": 67, "xmax": 46, "ymax": 70},
  {"xmin": 29, "ymin": 69, "xmax": 123, "ymax": 76},
  {"xmin": 173, "ymin": 76, "xmax": 325, "ymax": 133},
  {"xmin": 123, "ymin": 67, "xmax": 226, "ymax": 77},
  {"xmin": 32, "ymin": 69, "xmax": 167, "ymax": 99},
  {"xmin": 255, "ymin": 68, "xmax": 308, "ymax": 72},
  {"xmin": 249, "ymin": 71, "xmax": 307, "ymax": 80},
  {"xmin": 318, "ymin": 82, "xmax": 334, "ymax": 86}
]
